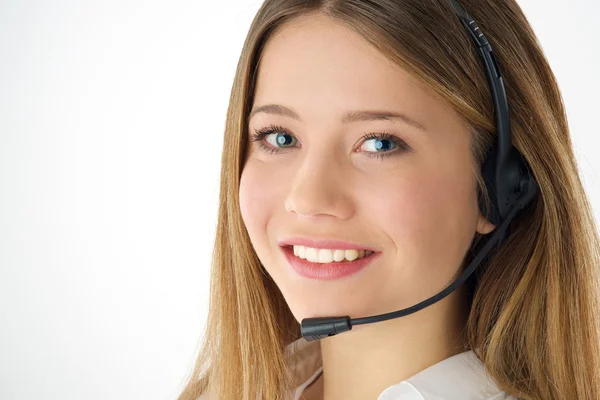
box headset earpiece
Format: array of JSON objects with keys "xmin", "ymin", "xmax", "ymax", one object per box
[{"xmin": 479, "ymin": 142, "xmax": 537, "ymax": 227}]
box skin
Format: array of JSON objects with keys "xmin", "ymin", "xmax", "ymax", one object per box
[{"xmin": 238, "ymin": 13, "xmax": 495, "ymax": 400}]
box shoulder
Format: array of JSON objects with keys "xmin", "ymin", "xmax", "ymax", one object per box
[
  {"xmin": 378, "ymin": 350, "xmax": 520, "ymax": 400},
  {"xmin": 378, "ymin": 381, "xmax": 518, "ymax": 400},
  {"xmin": 485, "ymin": 394, "xmax": 520, "ymax": 400}
]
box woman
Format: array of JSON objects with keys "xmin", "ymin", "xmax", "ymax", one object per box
[{"xmin": 178, "ymin": 0, "xmax": 600, "ymax": 399}]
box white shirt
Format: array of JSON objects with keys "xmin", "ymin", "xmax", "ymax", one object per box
[
  {"xmin": 196, "ymin": 336, "xmax": 519, "ymax": 399},
  {"xmin": 286, "ymin": 337, "xmax": 518, "ymax": 400}
]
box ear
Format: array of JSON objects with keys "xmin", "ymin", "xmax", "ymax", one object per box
[{"xmin": 476, "ymin": 213, "xmax": 496, "ymax": 235}]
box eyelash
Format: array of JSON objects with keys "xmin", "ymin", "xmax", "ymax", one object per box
[{"xmin": 249, "ymin": 124, "xmax": 410, "ymax": 160}]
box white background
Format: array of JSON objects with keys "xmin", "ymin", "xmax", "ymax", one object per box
[{"xmin": 1, "ymin": 1, "xmax": 598, "ymax": 399}]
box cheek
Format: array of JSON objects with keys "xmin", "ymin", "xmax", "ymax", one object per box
[
  {"xmin": 239, "ymin": 160, "xmax": 285, "ymax": 271},
  {"xmin": 239, "ymin": 163, "xmax": 269, "ymax": 245},
  {"xmin": 239, "ymin": 160, "xmax": 307, "ymax": 320},
  {"xmin": 369, "ymin": 174, "xmax": 443, "ymax": 255},
  {"xmin": 382, "ymin": 174, "xmax": 464, "ymax": 238},
  {"xmin": 374, "ymin": 163, "xmax": 478, "ymax": 289}
]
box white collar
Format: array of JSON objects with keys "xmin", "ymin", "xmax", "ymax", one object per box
[{"xmin": 285, "ymin": 337, "xmax": 513, "ymax": 400}]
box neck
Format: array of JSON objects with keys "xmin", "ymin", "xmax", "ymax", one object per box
[{"xmin": 316, "ymin": 284, "xmax": 470, "ymax": 400}]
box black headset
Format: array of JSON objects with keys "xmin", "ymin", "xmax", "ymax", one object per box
[
  {"xmin": 450, "ymin": 0, "xmax": 538, "ymax": 244},
  {"xmin": 300, "ymin": 0, "xmax": 539, "ymax": 341}
]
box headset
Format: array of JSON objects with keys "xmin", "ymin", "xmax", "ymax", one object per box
[{"xmin": 300, "ymin": 0, "xmax": 539, "ymax": 341}]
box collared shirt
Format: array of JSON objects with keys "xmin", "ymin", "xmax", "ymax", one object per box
[
  {"xmin": 286, "ymin": 337, "xmax": 519, "ymax": 400},
  {"xmin": 196, "ymin": 337, "xmax": 519, "ymax": 399}
]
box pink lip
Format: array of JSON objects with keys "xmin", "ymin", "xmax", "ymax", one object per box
[
  {"xmin": 277, "ymin": 237, "xmax": 380, "ymax": 252},
  {"xmin": 281, "ymin": 246, "xmax": 381, "ymax": 280}
]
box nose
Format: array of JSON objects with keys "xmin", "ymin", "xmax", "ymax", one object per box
[{"xmin": 284, "ymin": 149, "xmax": 355, "ymax": 220}]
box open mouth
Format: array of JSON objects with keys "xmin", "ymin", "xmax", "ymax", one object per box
[
  {"xmin": 282, "ymin": 245, "xmax": 377, "ymax": 264},
  {"xmin": 280, "ymin": 245, "xmax": 381, "ymax": 280}
]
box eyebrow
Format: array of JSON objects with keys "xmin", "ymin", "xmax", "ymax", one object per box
[{"xmin": 248, "ymin": 104, "xmax": 428, "ymax": 132}]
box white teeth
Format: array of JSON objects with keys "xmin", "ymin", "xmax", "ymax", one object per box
[
  {"xmin": 318, "ymin": 249, "xmax": 334, "ymax": 263},
  {"xmin": 345, "ymin": 249, "xmax": 358, "ymax": 261},
  {"xmin": 291, "ymin": 245, "xmax": 374, "ymax": 263},
  {"xmin": 333, "ymin": 249, "xmax": 345, "ymax": 262}
]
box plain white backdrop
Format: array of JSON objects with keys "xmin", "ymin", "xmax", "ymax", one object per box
[{"xmin": 0, "ymin": 1, "xmax": 598, "ymax": 399}]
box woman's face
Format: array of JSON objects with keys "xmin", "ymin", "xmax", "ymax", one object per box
[{"xmin": 239, "ymin": 14, "xmax": 494, "ymax": 323}]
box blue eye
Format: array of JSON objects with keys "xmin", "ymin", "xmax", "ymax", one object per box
[{"xmin": 249, "ymin": 124, "xmax": 410, "ymax": 160}]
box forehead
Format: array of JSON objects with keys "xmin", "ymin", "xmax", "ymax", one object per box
[{"xmin": 251, "ymin": 14, "xmax": 443, "ymax": 125}]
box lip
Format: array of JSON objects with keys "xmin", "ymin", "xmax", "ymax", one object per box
[
  {"xmin": 277, "ymin": 237, "xmax": 380, "ymax": 252},
  {"xmin": 281, "ymin": 245, "xmax": 381, "ymax": 280}
]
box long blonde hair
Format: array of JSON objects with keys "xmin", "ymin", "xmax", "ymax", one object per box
[{"xmin": 178, "ymin": 1, "xmax": 600, "ymax": 398}]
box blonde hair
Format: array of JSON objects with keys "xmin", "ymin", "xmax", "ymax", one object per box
[{"xmin": 178, "ymin": 1, "xmax": 600, "ymax": 399}]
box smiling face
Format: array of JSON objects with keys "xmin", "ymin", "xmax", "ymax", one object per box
[{"xmin": 238, "ymin": 14, "xmax": 494, "ymax": 323}]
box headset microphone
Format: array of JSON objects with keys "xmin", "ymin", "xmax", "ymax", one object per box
[{"xmin": 300, "ymin": 0, "xmax": 539, "ymax": 341}]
